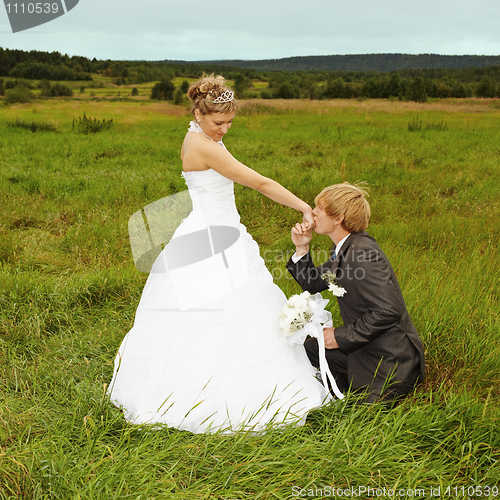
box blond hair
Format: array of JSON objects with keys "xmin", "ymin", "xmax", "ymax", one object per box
[
  {"xmin": 187, "ymin": 74, "xmax": 238, "ymax": 116},
  {"xmin": 315, "ymin": 182, "xmax": 370, "ymax": 233}
]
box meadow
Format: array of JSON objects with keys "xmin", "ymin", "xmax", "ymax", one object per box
[{"xmin": 0, "ymin": 97, "xmax": 499, "ymax": 499}]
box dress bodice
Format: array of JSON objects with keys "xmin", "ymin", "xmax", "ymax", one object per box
[
  {"xmin": 181, "ymin": 123, "xmax": 240, "ymax": 227},
  {"xmin": 182, "ymin": 169, "xmax": 235, "ymax": 212}
]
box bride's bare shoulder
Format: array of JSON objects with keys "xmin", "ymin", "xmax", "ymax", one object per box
[
  {"xmin": 184, "ymin": 131, "xmax": 225, "ymax": 154},
  {"xmin": 183, "ymin": 129, "xmax": 212, "ymax": 149},
  {"xmin": 181, "ymin": 132, "xmax": 216, "ymax": 172}
]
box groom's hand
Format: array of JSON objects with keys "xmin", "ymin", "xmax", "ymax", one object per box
[
  {"xmin": 323, "ymin": 327, "xmax": 339, "ymax": 349},
  {"xmin": 291, "ymin": 222, "xmax": 313, "ymax": 257}
]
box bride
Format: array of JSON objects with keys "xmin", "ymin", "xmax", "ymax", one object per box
[{"xmin": 109, "ymin": 75, "xmax": 330, "ymax": 433}]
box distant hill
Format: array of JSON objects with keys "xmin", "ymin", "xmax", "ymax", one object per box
[{"xmin": 185, "ymin": 54, "xmax": 500, "ymax": 72}]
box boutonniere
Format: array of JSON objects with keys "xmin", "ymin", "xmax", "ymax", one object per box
[{"xmin": 321, "ymin": 271, "xmax": 347, "ymax": 297}]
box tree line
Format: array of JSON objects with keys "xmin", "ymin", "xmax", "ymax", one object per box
[
  {"xmin": 197, "ymin": 53, "xmax": 500, "ymax": 73},
  {"xmin": 265, "ymin": 69, "xmax": 500, "ymax": 100},
  {"xmin": 1, "ymin": 47, "xmax": 499, "ymax": 102}
]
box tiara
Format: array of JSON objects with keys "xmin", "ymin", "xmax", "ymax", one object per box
[{"xmin": 204, "ymin": 90, "xmax": 234, "ymax": 104}]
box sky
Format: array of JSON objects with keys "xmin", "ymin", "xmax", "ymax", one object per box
[{"xmin": 1, "ymin": 0, "xmax": 500, "ymax": 62}]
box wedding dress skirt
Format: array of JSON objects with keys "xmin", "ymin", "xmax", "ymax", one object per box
[{"xmin": 109, "ymin": 163, "xmax": 329, "ymax": 433}]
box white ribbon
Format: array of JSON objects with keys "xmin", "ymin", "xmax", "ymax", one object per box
[{"xmin": 285, "ymin": 293, "xmax": 345, "ymax": 400}]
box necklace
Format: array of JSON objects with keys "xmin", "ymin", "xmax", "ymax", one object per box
[
  {"xmin": 198, "ymin": 123, "xmax": 215, "ymax": 142},
  {"xmin": 190, "ymin": 121, "xmax": 223, "ymax": 146}
]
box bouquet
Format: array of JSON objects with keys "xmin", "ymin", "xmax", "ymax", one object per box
[
  {"xmin": 278, "ymin": 272, "xmax": 347, "ymax": 400},
  {"xmin": 278, "ymin": 291, "xmax": 333, "ymax": 346},
  {"xmin": 279, "ymin": 291, "xmax": 313, "ymax": 337}
]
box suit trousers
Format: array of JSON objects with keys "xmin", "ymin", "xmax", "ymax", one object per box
[{"xmin": 304, "ymin": 337, "xmax": 419, "ymax": 404}]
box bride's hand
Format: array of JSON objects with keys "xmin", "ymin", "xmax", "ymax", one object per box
[{"xmin": 302, "ymin": 207, "xmax": 315, "ymax": 231}]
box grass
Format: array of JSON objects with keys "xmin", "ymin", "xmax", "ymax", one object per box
[
  {"xmin": 7, "ymin": 119, "xmax": 58, "ymax": 133},
  {"xmin": 1, "ymin": 98, "xmax": 499, "ymax": 498}
]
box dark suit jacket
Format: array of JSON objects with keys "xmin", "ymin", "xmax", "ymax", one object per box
[{"xmin": 286, "ymin": 231, "xmax": 425, "ymax": 397}]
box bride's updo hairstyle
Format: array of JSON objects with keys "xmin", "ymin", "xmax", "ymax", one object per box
[
  {"xmin": 187, "ymin": 74, "xmax": 239, "ymax": 117},
  {"xmin": 315, "ymin": 182, "xmax": 370, "ymax": 233}
]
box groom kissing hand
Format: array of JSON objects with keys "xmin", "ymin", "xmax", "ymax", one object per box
[{"xmin": 287, "ymin": 182, "xmax": 425, "ymax": 404}]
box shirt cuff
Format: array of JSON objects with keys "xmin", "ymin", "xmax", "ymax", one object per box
[{"xmin": 291, "ymin": 252, "xmax": 308, "ymax": 264}]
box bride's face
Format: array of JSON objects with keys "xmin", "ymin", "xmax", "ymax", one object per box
[{"xmin": 196, "ymin": 111, "xmax": 235, "ymax": 141}]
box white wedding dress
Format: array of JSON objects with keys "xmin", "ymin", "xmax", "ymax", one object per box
[{"xmin": 108, "ymin": 123, "xmax": 329, "ymax": 433}]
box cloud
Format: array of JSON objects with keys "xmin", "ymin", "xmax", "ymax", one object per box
[{"xmin": 1, "ymin": 0, "xmax": 499, "ymax": 60}]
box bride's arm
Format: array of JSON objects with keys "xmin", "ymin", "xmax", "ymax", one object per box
[{"xmin": 201, "ymin": 140, "xmax": 314, "ymax": 224}]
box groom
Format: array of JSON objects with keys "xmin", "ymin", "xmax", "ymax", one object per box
[{"xmin": 286, "ymin": 183, "xmax": 425, "ymax": 403}]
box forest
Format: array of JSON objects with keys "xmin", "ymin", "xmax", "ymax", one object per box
[
  {"xmin": 1, "ymin": 47, "xmax": 500, "ymax": 101},
  {"xmin": 197, "ymin": 53, "xmax": 500, "ymax": 72}
]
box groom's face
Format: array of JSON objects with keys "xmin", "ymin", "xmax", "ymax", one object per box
[{"xmin": 312, "ymin": 204, "xmax": 337, "ymax": 236}]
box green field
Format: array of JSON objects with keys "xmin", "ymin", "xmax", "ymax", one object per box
[
  {"xmin": 1, "ymin": 98, "xmax": 499, "ymax": 498},
  {"xmin": 12, "ymin": 74, "xmax": 226, "ymax": 100}
]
